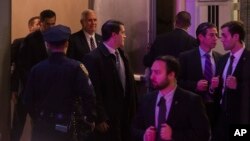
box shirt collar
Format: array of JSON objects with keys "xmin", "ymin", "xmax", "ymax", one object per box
[
  {"xmin": 199, "ymin": 47, "xmax": 212, "ymax": 57},
  {"xmin": 83, "ymin": 31, "xmax": 95, "ymax": 39},
  {"xmin": 103, "ymin": 42, "xmax": 116, "ymax": 54},
  {"xmin": 158, "ymin": 85, "xmax": 177, "ymax": 102},
  {"xmin": 231, "ymin": 46, "xmax": 245, "ymax": 59}
]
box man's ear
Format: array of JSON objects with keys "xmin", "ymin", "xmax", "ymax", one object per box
[
  {"xmin": 80, "ymin": 20, "xmax": 85, "ymax": 27},
  {"xmin": 168, "ymin": 71, "xmax": 176, "ymax": 79},
  {"xmin": 233, "ymin": 33, "xmax": 239, "ymax": 41},
  {"xmin": 198, "ymin": 34, "xmax": 204, "ymax": 41},
  {"xmin": 111, "ymin": 32, "xmax": 117, "ymax": 37}
]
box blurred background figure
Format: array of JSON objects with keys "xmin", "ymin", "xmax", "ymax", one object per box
[
  {"xmin": 10, "ymin": 16, "xmax": 40, "ymax": 141},
  {"xmin": 143, "ymin": 11, "xmax": 198, "ymax": 68}
]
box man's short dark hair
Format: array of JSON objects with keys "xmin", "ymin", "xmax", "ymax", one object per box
[
  {"xmin": 155, "ymin": 55, "xmax": 180, "ymax": 78},
  {"xmin": 221, "ymin": 21, "xmax": 245, "ymax": 43},
  {"xmin": 40, "ymin": 9, "xmax": 56, "ymax": 22},
  {"xmin": 196, "ymin": 22, "xmax": 217, "ymax": 45},
  {"xmin": 101, "ymin": 20, "xmax": 124, "ymax": 41},
  {"xmin": 175, "ymin": 11, "xmax": 191, "ymax": 28}
]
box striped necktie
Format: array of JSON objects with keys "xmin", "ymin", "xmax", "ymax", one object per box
[
  {"xmin": 90, "ymin": 36, "xmax": 95, "ymax": 50},
  {"xmin": 204, "ymin": 53, "xmax": 213, "ymax": 83}
]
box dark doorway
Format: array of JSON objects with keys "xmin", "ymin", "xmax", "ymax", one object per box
[{"xmin": 156, "ymin": 0, "xmax": 175, "ymax": 35}]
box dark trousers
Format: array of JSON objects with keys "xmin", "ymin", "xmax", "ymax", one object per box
[
  {"xmin": 211, "ymin": 113, "xmax": 229, "ymax": 141},
  {"xmin": 205, "ymin": 102, "xmax": 217, "ymax": 127},
  {"xmin": 32, "ymin": 119, "xmax": 71, "ymax": 141},
  {"xmin": 11, "ymin": 98, "xmax": 27, "ymax": 141}
]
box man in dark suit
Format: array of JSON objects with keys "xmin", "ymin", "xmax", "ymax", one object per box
[
  {"xmin": 83, "ymin": 20, "xmax": 137, "ymax": 141},
  {"xmin": 23, "ymin": 25, "xmax": 96, "ymax": 141},
  {"xmin": 212, "ymin": 21, "xmax": 250, "ymax": 141},
  {"xmin": 143, "ymin": 11, "xmax": 198, "ymax": 68},
  {"xmin": 11, "ymin": 16, "xmax": 40, "ymax": 101},
  {"xmin": 178, "ymin": 22, "xmax": 222, "ymax": 128},
  {"xmin": 10, "ymin": 16, "xmax": 40, "ymax": 141},
  {"xmin": 132, "ymin": 55, "xmax": 210, "ymax": 141},
  {"xmin": 67, "ymin": 9, "xmax": 102, "ymax": 61},
  {"xmin": 19, "ymin": 9, "xmax": 56, "ymax": 87},
  {"xmin": 16, "ymin": 10, "xmax": 56, "ymax": 140}
]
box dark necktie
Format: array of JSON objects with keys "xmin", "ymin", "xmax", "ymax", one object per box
[
  {"xmin": 222, "ymin": 55, "xmax": 235, "ymax": 111},
  {"xmin": 115, "ymin": 50, "xmax": 125, "ymax": 91},
  {"xmin": 226, "ymin": 55, "xmax": 235, "ymax": 76},
  {"xmin": 90, "ymin": 37, "xmax": 95, "ymax": 50},
  {"xmin": 156, "ymin": 97, "xmax": 166, "ymax": 141},
  {"xmin": 115, "ymin": 50, "xmax": 120, "ymax": 72},
  {"xmin": 204, "ymin": 53, "xmax": 213, "ymax": 83}
]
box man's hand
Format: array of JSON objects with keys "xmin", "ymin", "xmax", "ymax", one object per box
[
  {"xmin": 95, "ymin": 121, "xmax": 109, "ymax": 133},
  {"xmin": 226, "ymin": 75, "xmax": 237, "ymax": 89},
  {"xmin": 144, "ymin": 126, "xmax": 156, "ymax": 141},
  {"xmin": 160, "ymin": 123, "xmax": 172, "ymax": 140},
  {"xmin": 210, "ymin": 76, "xmax": 220, "ymax": 89},
  {"xmin": 196, "ymin": 79, "xmax": 208, "ymax": 91}
]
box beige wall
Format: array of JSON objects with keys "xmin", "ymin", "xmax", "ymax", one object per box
[{"xmin": 12, "ymin": 0, "xmax": 88, "ymax": 40}]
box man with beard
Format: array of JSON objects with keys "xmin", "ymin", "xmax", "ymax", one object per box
[{"xmin": 132, "ymin": 55, "xmax": 210, "ymax": 141}]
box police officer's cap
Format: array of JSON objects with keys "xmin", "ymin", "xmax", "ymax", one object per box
[{"xmin": 43, "ymin": 24, "xmax": 71, "ymax": 42}]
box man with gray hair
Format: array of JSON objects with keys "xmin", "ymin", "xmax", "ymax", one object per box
[{"xmin": 67, "ymin": 9, "xmax": 102, "ymax": 62}]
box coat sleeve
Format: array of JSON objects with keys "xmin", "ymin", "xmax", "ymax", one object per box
[
  {"xmin": 172, "ymin": 95, "xmax": 211, "ymax": 141},
  {"xmin": 83, "ymin": 54, "xmax": 109, "ymax": 123},
  {"xmin": 74, "ymin": 63, "xmax": 96, "ymax": 122}
]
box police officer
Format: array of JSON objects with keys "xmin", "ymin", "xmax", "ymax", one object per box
[{"xmin": 23, "ymin": 25, "xmax": 96, "ymax": 141}]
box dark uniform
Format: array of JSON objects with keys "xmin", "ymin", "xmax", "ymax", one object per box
[{"xmin": 23, "ymin": 25, "xmax": 96, "ymax": 141}]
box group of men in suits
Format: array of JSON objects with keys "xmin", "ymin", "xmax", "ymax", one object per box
[
  {"xmin": 14, "ymin": 8, "xmax": 137, "ymax": 141},
  {"xmin": 67, "ymin": 9, "xmax": 137, "ymax": 141},
  {"xmin": 141, "ymin": 15, "xmax": 250, "ymax": 140},
  {"xmin": 11, "ymin": 8, "xmax": 250, "ymax": 141}
]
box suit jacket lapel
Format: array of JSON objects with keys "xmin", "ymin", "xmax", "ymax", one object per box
[
  {"xmin": 95, "ymin": 34, "xmax": 102, "ymax": 46},
  {"xmin": 99, "ymin": 44, "xmax": 124, "ymax": 91},
  {"xmin": 80, "ymin": 31, "xmax": 91, "ymax": 52},
  {"xmin": 212, "ymin": 51, "xmax": 220, "ymax": 63},
  {"xmin": 194, "ymin": 49, "xmax": 204, "ymax": 78},
  {"xmin": 148, "ymin": 92, "xmax": 158, "ymax": 126},
  {"xmin": 167, "ymin": 87, "xmax": 182, "ymax": 125},
  {"xmin": 233, "ymin": 49, "xmax": 249, "ymax": 77}
]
